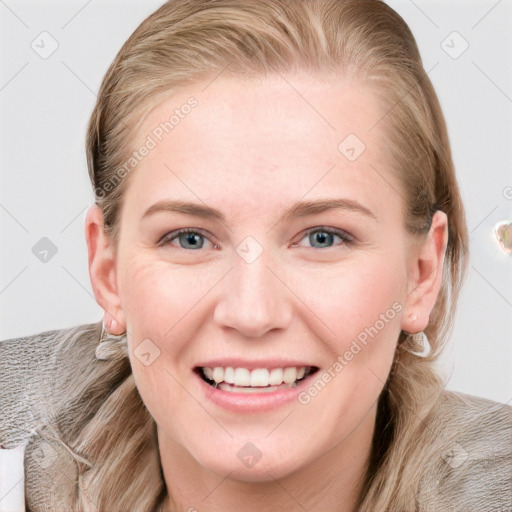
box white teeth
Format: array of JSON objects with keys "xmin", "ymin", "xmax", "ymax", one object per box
[
  {"xmin": 283, "ymin": 367, "xmax": 297, "ymax": 384},
  {"xmin": 212, "ymin": 367, "xmax": 224, "ymax": 383},
  {"xmin": 234, "ymin": 367, "xmax": 251, "ymax": 386},
  {"xmin": 268, "ymin": 368, "xmax": 283, "ymax": 386},
  {"xmin": 250, "ymin": 368, "xmax": 270, "ymax": 387},
  {"xmin": 201, "ymin": 365, "xmax": 312, "ymax": 387},
  {"xmin": 218, "ymin": 383, "xmax": 282, "ymax": 393},
  {"xmin": 224, "ymin": 366, "xmax": 235, "ymax": 384}
]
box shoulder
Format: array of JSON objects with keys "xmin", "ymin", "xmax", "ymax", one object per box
[
  {"xmin": 416, "ymin": 389, "xmax": 512, "ymax": 511},
  {"xmin": 0, "ymin": 322, "xmax": 107, "ymax": 511},
  {"xmin": 0, "ymin": 321, "xmax": 102, "ymax": 448}
]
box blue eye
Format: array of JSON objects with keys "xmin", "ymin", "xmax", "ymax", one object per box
[
  {"xmin": 159, "ymin": 229, "xmax": 215, "ymax": 250},
  {"xmin": 159, "ymin": 226, "xmax": 353, "ymax": 251},
  {"xmin": 176, "ymin": 231, "xmax": 204, "ymax": 249},
  {"xmin": 298, "ymin": 227, "xmax": 353, "ymax": 249}
]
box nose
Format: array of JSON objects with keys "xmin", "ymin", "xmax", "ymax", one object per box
[{"xmin": 213, "ymin": 250, "xmax": 293, "ymax": 338}]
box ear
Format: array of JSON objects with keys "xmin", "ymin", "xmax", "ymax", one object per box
[
  {"xmin": 401, "ymin": 210, "xmax": 448, "ymax": 334},
  {"xmin": 84, "ymin": 204, "xmax": 127, "ymax": 335}
]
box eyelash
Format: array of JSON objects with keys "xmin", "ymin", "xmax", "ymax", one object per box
[
  {"xmin": 293, "ymin": 226, "xmax": 354, "ymax": 248},
  {"xmin": 158, "ymin": 228, "xmax": 219, "ymax": 250},
  {"xmin": 158, "ymin": 226, "xmax": 354, "ymax": 250}
]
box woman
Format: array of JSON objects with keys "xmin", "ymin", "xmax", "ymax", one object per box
[{"xmin": 1, "ymin": 1, "xmax": 510, "ymax": 511}]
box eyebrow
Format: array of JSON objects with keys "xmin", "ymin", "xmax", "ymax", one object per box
[
  {"xmin": 281, "ymin": 198, "xmax": 377, "ymax": 222},
  {"xmin": 141, "ymin": 198, "xmax": 377, "ymax": 224}
]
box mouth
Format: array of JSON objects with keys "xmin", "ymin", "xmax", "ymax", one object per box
[{"xmin": 194, "ymin": 365, "xmax": 319, "ymax": 394}]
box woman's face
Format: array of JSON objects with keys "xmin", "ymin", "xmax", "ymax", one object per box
[{"xmin": 89, "ymin": 72, "xmax": 443, "ymax": 482}]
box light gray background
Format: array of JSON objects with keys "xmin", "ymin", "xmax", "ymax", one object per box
[{"xmin": 1, "ymin": 1, "xmax": 511, "ymax": 404}]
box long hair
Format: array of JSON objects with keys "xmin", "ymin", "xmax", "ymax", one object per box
[{"xmin": 39, "ymin": 1, "xmax": 469, "ymax": 510}]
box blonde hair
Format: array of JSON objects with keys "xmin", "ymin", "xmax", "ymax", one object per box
[{"xmin": 47, "ymin": 0, "xmax": 470, "ymax": 510}]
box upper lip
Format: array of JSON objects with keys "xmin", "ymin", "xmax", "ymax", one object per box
[{"xmin": 194, "ymin": 359, "xmax": 319, "ymax": 371}]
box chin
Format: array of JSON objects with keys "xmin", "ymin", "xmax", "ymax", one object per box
[{"xmin": 193, "ymin": 440, "xmax": 307, "ymax": 483}]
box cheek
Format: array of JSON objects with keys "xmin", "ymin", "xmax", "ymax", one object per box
[
  {"xmin": 118, "ymin": 254, "xmax": 221, "ymax": 337},
  {"xmin": 289, "ymin": 255, "xmax": 406, "ymax": 362},
  {"xmin": 117, "ymin": 254, "xmax": 228, "ymax": 399},
  {"xmin": 117, "ymin": 257, "xmax": 211, "ymax": 437}
]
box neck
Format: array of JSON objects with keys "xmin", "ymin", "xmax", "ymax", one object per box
[{"xmin": 158, "ymin": 404, "xmax": 377, "ymax": 512}]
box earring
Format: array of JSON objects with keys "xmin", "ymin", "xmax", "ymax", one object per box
[
  {"xmin": 95, "ymin": 321, "xmax": 128, "ymax": 361},
  {"xmin": 407, "ymin": 331, "xmax": 431, "ymax": 358}
]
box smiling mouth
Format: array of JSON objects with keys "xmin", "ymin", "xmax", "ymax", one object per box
[{"xmin": 194, "ymin": 365, "xmax": 319, "ymax": 393}]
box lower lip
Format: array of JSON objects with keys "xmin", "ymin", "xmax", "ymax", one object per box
[{"xmin": 195, "ymin": 372, "xmax": 315, "ymax": 413}]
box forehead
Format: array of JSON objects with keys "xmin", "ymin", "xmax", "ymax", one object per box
[{"xmin": 123, "ymin": 72, "xmax": 394, "ymax": 221}]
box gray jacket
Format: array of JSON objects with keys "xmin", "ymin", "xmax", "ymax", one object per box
[{"xmin": 1, "ymin": 321, "xmax": 511, "ymax": 511}]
